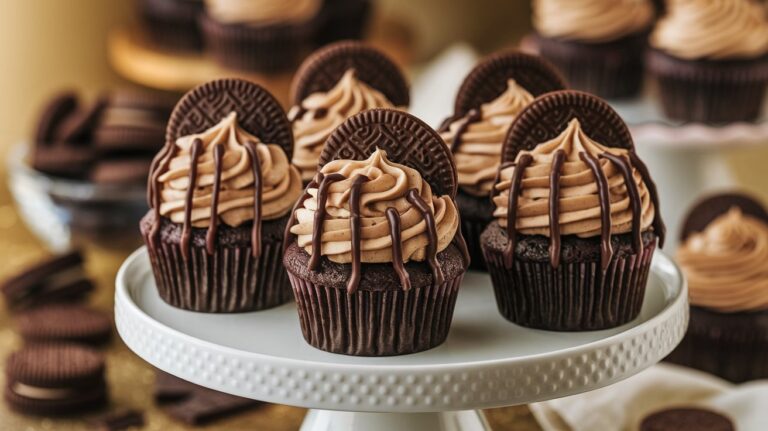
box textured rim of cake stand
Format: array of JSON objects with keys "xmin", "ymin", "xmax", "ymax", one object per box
[{"xmin": 115, "ymin": 247, "xmax": 688, "ymax": 413}]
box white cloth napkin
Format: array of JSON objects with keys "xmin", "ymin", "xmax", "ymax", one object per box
[{"xmin": 529, "ymin": 363, "xmax": 768, "ymax": 431}]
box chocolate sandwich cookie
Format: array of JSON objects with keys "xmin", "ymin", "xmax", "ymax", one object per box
[
  {"xmin": 142, "ymin": 78, "xmax": 302, "ymax": 312},
  {"xmin": 1, "ymin": 250, "xmax": 93, "ymax": 310},
  {"xmin": 481, "ymin": 90, "xmax": 664, "ymax": 330},
  {"xmin": 439, "ymin": 50, "xmax": 565, "ymax": 270},
  {"xmin": 640, "ymin": 408, "xmax": 735, "ymax": 431},
  {"xmin": 55, "ymin": 96, "xmax": 108, "ymax": 145},
  {"xmin": 291, "ymin": 40, "xmax": 410, "ymax": 108},
  {"xmin": 90, "ymin": 158, "xmax": 153, "ymax": 185},
  {"xmin": 16, "ymin": 305, "xmax": 112, "ymax": 346},
  {"xmin": 667, "ymin": 192, "xmax": 768, "ymax": 382},
  {"xmin": 284, "ymin": 109, "xmax": 469, "ymax": 355},
  {"xmin": 34, "ymin": 92, "xmax": 78, "ymax": 145},
  {"xmin": 4, "ymin": 344, "xmax": 108, "ymax": 415},
  {"xmin": 31, "ymin": 145, "xmax": 95, "ymax": 179}
]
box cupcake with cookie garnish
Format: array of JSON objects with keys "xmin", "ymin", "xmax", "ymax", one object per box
[
  {"xmin": 288, "ymin": 41, "xmax": 409, "ymax": 184},
  {"xmin": 666, "ymin": 192, "xmax": 768, "ymax": 382},
  {"xmin": 648, "ymin": 0, "xmax": 768, "ymax": 123},
  {"xmin": 481, "ymin": 91, "xmax": 665, "ymax": 331},
  {"xmin": 200, "ymin": 0, "xmax": 322, "ymax": 72},
  {"xmin": 531, "ymin": 0, "xmax": 654, "ymax": 99},
  {"xmin": 283, "ymin": 109, "xmax": 469, "ymax": 356},
  {"xmin": 439, "ymin": 50, "xmax": 565, "ymax": 270},
  {"xmin": 140, "ymin": 79, "xmax": 302, "ymax": 312}
]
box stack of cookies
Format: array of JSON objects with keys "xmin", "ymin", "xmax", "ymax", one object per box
[{"xmin": 1, "ymin": 251, "xmax": 113, "ymax": 416}]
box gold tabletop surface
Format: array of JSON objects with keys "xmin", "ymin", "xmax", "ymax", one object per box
[{"xmin": 0, "ymin": 168, "xmax": 541, "ymax": 430}]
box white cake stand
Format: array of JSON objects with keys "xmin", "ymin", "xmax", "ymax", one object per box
[{"xmin": 115, "ymin": 247, "xmax": 688, "ymax": 431}]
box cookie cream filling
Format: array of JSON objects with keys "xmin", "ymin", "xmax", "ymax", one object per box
[{"xmin": 11, "ymin": 383, "xmax": 76, "ymax": 400}]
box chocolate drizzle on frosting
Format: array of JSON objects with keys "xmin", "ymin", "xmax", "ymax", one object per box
[
  {"xmin": 180, "ymin": 138, "xmax": 203, "ymax": 261},
  {"xmin": 448, "ymin": 108, "xmax": 481, "ymax": 152},
  {"xmin": 548, "ymin": 150, "xmax": 565, "ymax": 268},
  {"xmin": 289, "ymin": 149, "xmax": 461, "ymax": 294},
  {"xmin": 503, "ymin": 154, "xmax": 532, "ymax": 269},
  {"xmin": 308, "ymin": 173, "xmax": 346, "ymax": 270},
  {"xmin": 406, "ymin": 189, "xmax": 445, "ymax": 286},
  {"xmin": 347, "ymin": 174, "xmax": 370, "ymax": 293},
  {"xmin": 579, "ymin": 152, "xmax": 613, "ymax": 269},
  {"xmin": 499, "ymin": 119, "xmax": 665, "ymax": 269},
  {"xmin": 205, "ymin": 143, "xmax": 225, "ymax": 254},
  {"xmin": 145, "ymin": 112, "xmax": 300, "ymax": 262},
  {"xmin": 243, "ymin": 141, "xmax": 263, "ymax": 258}
]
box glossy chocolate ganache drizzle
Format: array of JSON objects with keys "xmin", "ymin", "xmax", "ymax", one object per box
[
  {"xmin": 146, "ymin": 112, "xmax": 302, "ymax": 259},
  {"xmin": 286, "ymin": 149, "xmax": 467, "ymax": 294},
  {"xmin": 493, "ymin": 118, "xmax": 665, "ymax": 270}
]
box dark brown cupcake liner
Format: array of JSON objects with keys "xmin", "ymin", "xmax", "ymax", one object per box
[
  {"xmin": 200, "ymin": 13, "xmax": 316, "ymax": 73},
  {"xmin": 647, "ymin": 49, "xmax": 768, "ymax": 123},
  {"xmin": 314, "ymin": 0, "xmax": 372, "ymax": 46},
  {"xmin": 482, "ymin": 229, "xmax": 656, "ymax": 331},
  {"xmin": 533, "ymin": 32, "xmax": 648, "ymax": 99},
  {"xmin": 665, "ymin": 306, "xmax": 768, "ymax": 383},
  {"xmin": 142, "ymin": 222, "xmax": 292, "ymax": 313},
  {"xmin": 137, "ymin": 0, "xmax": 204, "ymax": 52},
  {"xmin": 288, "ymin": 273, "xmax": 463, "ymax": 356}
]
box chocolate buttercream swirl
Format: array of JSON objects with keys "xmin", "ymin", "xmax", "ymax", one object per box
[
  {"xmin": 205, "ymin": 0, "xmax": 321, "ymax": 25},
  {"xmin": 651, "ymin": 0, "xmax": 768, "ymax": 60},
  {"xmin": 156, "ymin": 111, "xmax": 302, "ymax": 227},
  {"xmin": 678, "ymin": 207, "xmax": 768, "ymax": 312},
  {"xmin": 289, "ymin": 69, "xmax": 395, "ymax": 182},
  {"xmin": 291, "ymin": 148, "xmax": 459, "ymax": 263},
  {"xmin": 440, "ymin": 80, "xmax": 534, "ymax": 196},
  {"xmin": 493, "ymin": 119, "xmax": 658, "ymax": 268},
  {"xmin": 533, "ymin": 0, "xmax": 654, "ymax": 43}
]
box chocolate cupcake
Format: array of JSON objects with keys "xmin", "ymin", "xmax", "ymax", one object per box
[
  {"xmin": 531, "ymin": 0, "xmax": 654, "ymax": 99},
  {"xmin": 480, "ymin": 91, "xmax": 665, "ymax": 331},
  {"xmin": 439, "ymin": 50, "xmax": 565, "ymax": 270},
  {"xmin": 140, "ymin": 79, "xmax": 303, "ymax": 312},
  {"xmin": 648, "ymin": 0, "xmax": 768, "ymax": 123},
  {"xmin": 283, "ymin": 109, "xmax": 469, "ymax": 356},
  {"xmin": 200, "ymin": 0, "xmax": 321, "ymax": 73},
  {"xmin": 666, "ymin": 192, "xmax": 768, "ymax": 382},
  {"xmin": 136, "ymin": 0, "xmax": 205, "ymax": 52},
  {"xmin": 288, "ymin": 41, "xmax": 409, "ymax": 184}
]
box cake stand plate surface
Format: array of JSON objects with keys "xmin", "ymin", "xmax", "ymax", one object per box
[{"xmin": 115, "ymin": 247, "xmax": 688, "ymax": 431}]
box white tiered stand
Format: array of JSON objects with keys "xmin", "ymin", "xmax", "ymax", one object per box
[{"xmin": 115, "ymin": 247, "xmax": 687, "ymax": 431}]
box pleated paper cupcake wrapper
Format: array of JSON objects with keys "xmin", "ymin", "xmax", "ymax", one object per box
[
  {"xmin": 482, "ymin": 242, "xmax": 656, "ymax": 331},
  {"xmin": 288, "ymin": 273, "xmax": 464, "ymax": 356},
  {"xmin": 200, "ymin": 14, "xmax": 315, "ymax": 73},
  {"xmin": 665, "ymin": 307, "xmax": 768, "ymax": 383},
  {"xmin": 147, "ymin": 238, "xmax": 292, "ymax": 313},
  {"xmin": 314, "ymin": 0, "xmax": 371, "ymax": 46},
  {"xmin": 648, "ymin": 50, "xmax": 768, "ymax": 123},
  {"xmin": 534, "ymin": 33, "xmax": 646, "ymax": 99}
]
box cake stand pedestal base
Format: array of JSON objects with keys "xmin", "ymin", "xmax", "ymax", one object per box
[{"xmin": 301, "ymin": 410, "xmax": 489, "ymax": 431}]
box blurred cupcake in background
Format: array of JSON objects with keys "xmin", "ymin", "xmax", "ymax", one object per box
[
  {"xmin": 200, "ymin": 0, "xmax": 322, "ymax": 73},
  {"xmin": 667, "ymin": 192, "xmax": 768, "ymax": 383},
  {"xmin": 648, "ymin": 0, "xmax": 768, "ymax": 123},
  {"xmin": 531, "ymin": 0, "xmax": 654, "ymax": 99}
]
